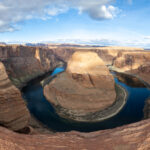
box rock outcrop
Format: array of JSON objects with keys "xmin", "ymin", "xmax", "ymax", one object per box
[
  {"xmin": 0, "ymin": 119, "xmax": 150, "ymax": 150},
  {"xmin": 144, "ymin": 98, "xmax": 150, "ymax": 119},
  {"xmin": 44, "ymin": 51, "xmax": 117, "ymax": 121},
  {"xmin": 115, "ymin": 72, "xmax": 146, "ymax": 88},
  {"xmin": 0, "ymin": 62, "xmax": 30, "ymax": 131},
  {"xmin": 113, "ymin": 51, "xmax": 150, "ymax": 85},
  {"xmin": 50, "ymin": 46, "xmax": 143, "ymax": 65},
  {"xmin": 0, "ymin": 45, "xmax": 144, "ymax": 88},
  {"xmin": 0, "ymin": 45, "xmax": 64, "ymax": 88},
  {"xmin": 66, "ymin": 51, "xmax": 115, "ymax": 89}
]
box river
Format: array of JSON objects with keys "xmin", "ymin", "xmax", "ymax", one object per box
[{"xmin": 22, "ymin": 67, "xmax": 150, "ymax": 132}]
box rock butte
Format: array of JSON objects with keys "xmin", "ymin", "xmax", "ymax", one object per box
[
  {"xmin": 66, "ymin": 51, "xmax": 115, "ymax": 88},
  {"xmin": 0, "ymin": 45, "xmax": 150, "ymax": 149},
  {"xmin": 44, "ymin": 51, "xmax": 116, "ymax": 121}
]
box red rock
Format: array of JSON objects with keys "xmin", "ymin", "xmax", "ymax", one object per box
[
  {"xmin": 0, "ymin": 45, "xmax": 64, "ymax": 88},
  {"xmin": 0, "ymin": 62, "xmax": 30, "ymax": 131},
  {"xmin": 113, "ymin": 51, "xmax": 150, "ymax": 84},
  {"xmin": 44, "ymin": 51, "xmax": 117, "ymax": 121},
  {"xmin": 0, "ymin": 119, "xmax": 150, "ymax": 150}
]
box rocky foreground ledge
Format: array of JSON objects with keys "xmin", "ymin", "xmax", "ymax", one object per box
[{"xmin": 0, "ymin": 119, "xmax": 150, "ymax": 150}]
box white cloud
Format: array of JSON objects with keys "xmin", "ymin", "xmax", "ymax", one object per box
[
  {"xmin": 46, "ymin": 29, "xmax": 150, "ymax": 48},
  {"xmin": 85, "ymin": 5, "xmax": 118, "ymax": 20},
  {"xmin": 0, "ymin": 0, "xmax": 119, "ymax": 32}
]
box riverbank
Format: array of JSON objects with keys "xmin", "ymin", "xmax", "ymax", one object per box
[
  {"xmin": 52, "ymin": 83, "xmax": 128, "ymax": 122},
  {"xmin": 22, "ymin": 67, "xmax": 150, "ymax": 132},
  {"xmin": 109, "ymin": 66, "xmax": 150, "ymax": 89}
]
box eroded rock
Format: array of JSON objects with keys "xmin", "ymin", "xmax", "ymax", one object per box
[
  {"xmin": 0, "ymin": 62, "xmax": 30, "ymax": 131},
  {"xmin": 113, "ymin": 51, "xmax": 150, "ymax": 85},
  {"xmin": 0, "ymin": 45, "xmax": 64, "ymax": 88},
  {"xmin": 0, "ymin": 45, "xmax": 144, "ymax": 88},
  {"xmin": 0, "ymin": 119, "xmax": 150, "ymax": 150},
  {"xmin": 44, "ymin": 51, "xmax": 117, "ymax": 121}
]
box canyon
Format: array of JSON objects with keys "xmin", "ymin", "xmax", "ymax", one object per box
[{"xmin": 0, "ymin": 45, "xmax": 150, "ymax": 149}]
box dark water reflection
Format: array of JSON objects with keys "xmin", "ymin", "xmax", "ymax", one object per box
[{"xmin": 22, "ymin": 68, "xmax": 150, "ymax": 132}]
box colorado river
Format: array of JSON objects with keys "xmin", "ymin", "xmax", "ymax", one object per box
[{"xmin": 22, "ymin": 67, "xmax": 150, "ymax": 132}]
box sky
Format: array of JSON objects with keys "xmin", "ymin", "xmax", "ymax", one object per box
[{"xmin": 0, "ymin": 0, "xmax": 150, "ymax": 48}]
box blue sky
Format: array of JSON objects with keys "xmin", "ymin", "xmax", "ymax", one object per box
[{"xmin": 0, "ymin": 0, "xmax": 150, "ymax": 47}]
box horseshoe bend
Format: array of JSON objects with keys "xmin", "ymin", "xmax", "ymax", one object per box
[
  {"xmin": 44, "ymin": 51, "xmax": 125, "ymax": 122},
  {"xmin": 0, "ymin": 45, "xmax": 150, "ymax": 149}
]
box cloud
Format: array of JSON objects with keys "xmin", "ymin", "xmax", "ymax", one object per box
[
  {"xmin": 127, "ymin": 0, "xmax": 133, "ymax": 5},
  {"xmin": 49, "ymin": 37, "xmax": 150, "ymax": 48},
  {"xmin": 85, "ymin": 5, "xmax": 118, "ymax": 20},
  {"xmin": 45, "ymin": 29, "xmax": 150, "ymax": 48},
  {"xmin": 0, "ymin": 0, "xmax": 118, "ymax": 32}
]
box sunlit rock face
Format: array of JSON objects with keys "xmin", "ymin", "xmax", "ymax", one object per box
[
  {"xmin": 113, "ymin": 51, "xmax": 150, "ymax": 85},
  {"xmin": 50, "ymin": 46, "xmax": 143, "ymax": 65},
  {"xmin": 44, "ymin": 51, "xmax": 116, "ymax": 121},
  {"xmin": 66, "ymin": 51, "xmax": 115, "ymax": 89},
  {"xmin": 0, "ymin": 62, "xmax": 30, "ymax": 131}
]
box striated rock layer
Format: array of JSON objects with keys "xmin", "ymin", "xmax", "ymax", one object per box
[
  {"xmin": 113, "ymin": 51, "xmax": 150, "ymax": 85},
  {"xmin": 50, "ymin": 46, "xmax": 143, "ymax": 65},
  {"xmin": 0, "ymin": 62, "xmax": 30, "ymax": 131},
  {"xmin": 44, "ymin": 51, "xmax": 117, "ymax": 121},
  {"xmin": 0, "ymin": 45, "xmax": 64, "ymax": 88},
  {"xmin": 0, "ymin": 45, "xmax": 144, "ymax": 88},
  {"xmin": 66, "ymin": 51, "xmax": 115, "ymax": 89},
  {"xmin": 0, "ymin": 119, "xmax": 150, "ymax": 150}
]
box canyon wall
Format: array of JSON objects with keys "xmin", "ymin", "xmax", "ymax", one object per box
[
  {"xmin": 0, "ymin": 62, "xmax": 30, "ymax": 131},
  {"xmin": 113, "ymin": 51, "xmax": 150, "ymax": 85},
  {"xmin": 0, "ymin": 45, "xmax": 145, "ymax": 88},
  {"xmin": 0, "ymin": 45, "xmax": 64, "ymax": 88},
  {"xmin": 50, "ymin": 46, "xmax": 144, "ymax": 65}
]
